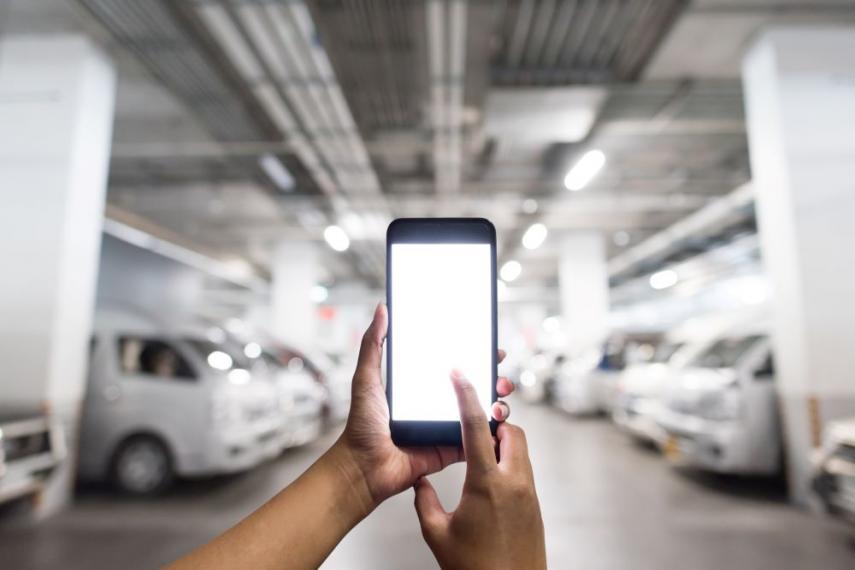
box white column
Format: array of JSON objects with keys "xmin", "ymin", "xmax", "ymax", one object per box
[
  {"xmin": 271, "ymin": 241, "xmax": 319, "ymax": 348},
  {"xmin": 0, "ymin": 36, "xmax": 116, "ymax": 515},
  {"xmin": 558, "ymin": 232, "xmax": 610, "ymax": 355},
  {"xmin": 743, "ymin": 27, "xmax": 855, "ymax": 503}
]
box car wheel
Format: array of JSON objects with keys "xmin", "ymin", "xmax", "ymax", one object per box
[{"xmin": 111, "ymin": 435, "xmax": 174, "ymax": 496}]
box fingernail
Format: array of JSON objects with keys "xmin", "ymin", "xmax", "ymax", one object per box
[{"xmin": 450, "ymin": 369, "xmax": 465, "ymax": 381}]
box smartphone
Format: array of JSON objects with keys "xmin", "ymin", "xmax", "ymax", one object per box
[{"xmin": 386, "ymin": 218, "xmax": 498, "ymax": 446}]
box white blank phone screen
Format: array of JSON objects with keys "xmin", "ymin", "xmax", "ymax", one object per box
[{"xmin": 390, "ymin": 243, "xmax": 493, "ymax": 421}]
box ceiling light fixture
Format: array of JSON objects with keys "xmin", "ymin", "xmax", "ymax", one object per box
[
  {"xmin": 324, "ymin": 225, "xmax": 350, "ymax": 252},
  {"xmin": 564, "ymin": 149, "xmax": 606, "ymax": 191},
  {"xmin": 500, "ymin": 260, "xmax": 522, "ymax": 282},
  {"xmin": 522, "ymin": 199, "xmax": 538, "ymax": 214},
  {"xmin": 259, "ymin": 153, "xmax": 295, "ymax": 192},
  {"xmin": 522, "ymin": 223, "xmax": 548, "ymax": 250},
  {"xmin": 649, "ymin": 269, "xmax": 679, "ymax": 290}
]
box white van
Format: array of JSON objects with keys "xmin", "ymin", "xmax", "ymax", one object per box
[
  {"xmin": 78, "ymin": 312, "xmax": 283, "ymax": 494},
  {"xmin": 553, "ymin": 334, "xmax": 660, "ymax": 416},
  {"xmin": 657, "ymin": 326, "xmax": 781, "ymax": 475},
  {"xmin": 258, "ymin": 349, "xmax": 325, "ymax": 449},
  {"xmin": 612, "ymin": 329, "xmax": 722, "ymax": 444},
  {"xmin": 612, "ymin": 340, "xmax": 687, "ymax": 444}
]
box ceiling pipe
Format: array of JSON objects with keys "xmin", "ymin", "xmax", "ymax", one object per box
[
  {"xmin": 104, "ymin": 205, "xmax": 268, "ymax": 293},
  {"xmin": 447, "ymin": 0, "xmax": 467, "ymax": 196},
  {"xmin": 607, "ymin": 183, "xmax": 755, "ymax": 279},
  {"xmin": 428, "ymin": 0, "xmax": 467, "ymax": 199},
  {"xmin": 201, "ymin": 0, "xmax": 388, "ymax": 277},
  {"xmin": 279, "ymin": 2, "xmax": 388, "ymax": 272},
  {"xmin": 427, "ymin": 0, "xmax": 446, "ymax": 196}
]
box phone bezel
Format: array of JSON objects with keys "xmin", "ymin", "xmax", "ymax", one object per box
[{"xmin": 385, "ymin": 217, "xmax": 498, "ymax": 446}]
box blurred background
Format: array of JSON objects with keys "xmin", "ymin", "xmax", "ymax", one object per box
[{"xmin": 1, "ymin": 0, "xmax": 855, "ymax": 568}]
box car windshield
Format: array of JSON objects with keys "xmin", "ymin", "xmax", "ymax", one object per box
[
  {"xmin": 260, "ymin": 351, "xmax": 281, "ymax": 370},
  {"xmin": 598, "ymin": 342, "xmax": 626, "ymax": 371},
  {"xmin": 691, "ymin": 335, "xmax": 762, "ymax": 369},
  {"xmin": 653, "ymin": 342, "xmax": 683, "ymax": 363},
  {"xmin": 183, "ymin": 338, "xmax": 250, "ymax": 371}
]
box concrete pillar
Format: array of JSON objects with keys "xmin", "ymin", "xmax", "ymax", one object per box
[
  {"xmin": 0, "ymin": 36, "xmax": 116, "ymax": 515},
  {"xmin": 271, "ymin": 241, "xmax": 319, "ymax": 348},
  {"xmin": 321, "ymin": 283, "xmax": 374, "ymax": 354},
  {"xmin": 558, "ymin": 232, "xmax": 610, "ymax": 356},
  {"xmin": 743, "ymin": 27, "xmax": 855, "ymax": 503}
]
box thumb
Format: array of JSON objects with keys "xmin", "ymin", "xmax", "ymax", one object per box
[
  {"xmin": 413, "ymin": 477, "xmax": 448, "ymax": 542},
  {"xmin": 353, "ymin": 303, "xmax": 387, "ymax": 388}
]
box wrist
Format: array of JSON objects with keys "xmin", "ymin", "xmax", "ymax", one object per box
[{"xmin": 322, "ymin": 439, "xmax": 378, "ymax": 524}]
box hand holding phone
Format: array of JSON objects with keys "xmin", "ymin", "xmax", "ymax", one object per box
[
  {"xmin": 414, "ymin": 372, "xmax": 547, "ymax": 570},
  {"xmin": 337, "ymin": 304, "xmax": 514, "ymax": 506}
]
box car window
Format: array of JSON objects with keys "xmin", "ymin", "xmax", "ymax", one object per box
[
  {"xmin": 755, "ymin": 353, "xmax": 776, "ymax": 379},
  {"xmin": 691, "ymin": 335, "xmax": 763, "ymax": 369},
  {"xmin": 598, "ymin": 343, "xmax": 626, "ymax": 371},
  {"xmin": 261, "ymin": 351, "xmax": 281, "ymax": 370},
  {"xmin": 653, "ymin": 342, "xmax": 683, "ymax": 363},
  {"xmin": 118, "ymin": 336, "xmax": 197, "ymax": 380}
]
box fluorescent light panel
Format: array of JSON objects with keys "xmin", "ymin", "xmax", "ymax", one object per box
[
  {"xmin": 500, "ymin": 260, "xmax": 522, "ymax": 282},
  {"xmin": 564, "ymin": 149, "xmax": 606, "ymax": 191},
  {"xmin": 259, "ymin": 153, "xmax": 295, "ymax": 191},
  {"xmin": 522, "ymin": 223, "xmax": 548, "ymax": 250},
  {"xmin": 324, "ymin": 225, "xmax": 350, "ymax": 252}
]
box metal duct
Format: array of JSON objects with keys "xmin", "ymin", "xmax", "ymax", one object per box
[
  {"xmin": 79, "ymin": 0, "xmax": 390, "ymax": 279},
  {"xmin": 493, "ymin": 0, "xmax": 689, "ymax": 85},
  {"xmin": 76, "ymin": 0, "xmax": 319, "ymax": 196},
  {"xmin": 77, "ymin": 0, "xmax": 269, "ymax": 142},
  {"xmin": 428, "ymin": 0, "xmax": 467, "ymax": 197},
  {"xmin": 196, "ymin": 0, "xmax": 389, "ymax": 276},
  {"xmin": 608, "ymin": 183, "xmax": 755, "ymax": 282},
  {"xmin": 308, "ymin": 0, "xmax": 427, "ymax": 133}
]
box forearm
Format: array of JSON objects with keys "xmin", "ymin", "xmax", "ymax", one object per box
[{"xmin": 167, "ymin": 441, "xmax": 375, "ymax": 570}]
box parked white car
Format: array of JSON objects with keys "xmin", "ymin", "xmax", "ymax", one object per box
[
  {"xmin": 812, "ymin": 417, "xmax": 855, "ymax": 522},
  {"xmin": 518, "ymin": 352, "xmax": 565, "ymax": 404},
  {"xmin": 612, "ymin": 341, "xmax": 685, "ymax": 444},
  {"xmin": 258, "ymin": 349, "xmax": 325, "ymax": 448},
  {"xmin": 553, "ymin": 335, "xmax": 660, "ymax": 415},
  {"xmin": 78, "ymin": 312, "xmax": 283, "ymax": 495},
  {"xmin": 657, "ymin": 328, "xmax": 781, "ymax": 475},
  {"xmin": 552, "ymin": 349, "xmax": 603, "ymax": 415}
]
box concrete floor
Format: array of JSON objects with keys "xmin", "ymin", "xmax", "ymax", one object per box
[{"xmin": 2, "ymin": 401, "xmax": 854, "ymax": 569}]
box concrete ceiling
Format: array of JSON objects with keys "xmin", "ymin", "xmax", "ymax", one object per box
[{"xmin": 7, "ymin": 0, "xmax": 855, "ymax": 289}]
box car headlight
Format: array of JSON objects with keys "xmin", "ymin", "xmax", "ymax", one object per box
[{"xmin": 696, "ymin": 389, "xmax": 742, "ymax": 421}]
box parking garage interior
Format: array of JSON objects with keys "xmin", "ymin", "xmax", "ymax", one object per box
[{"xmin": 2, "ymin": 1, "xmax": 855, "ymax": 568}]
